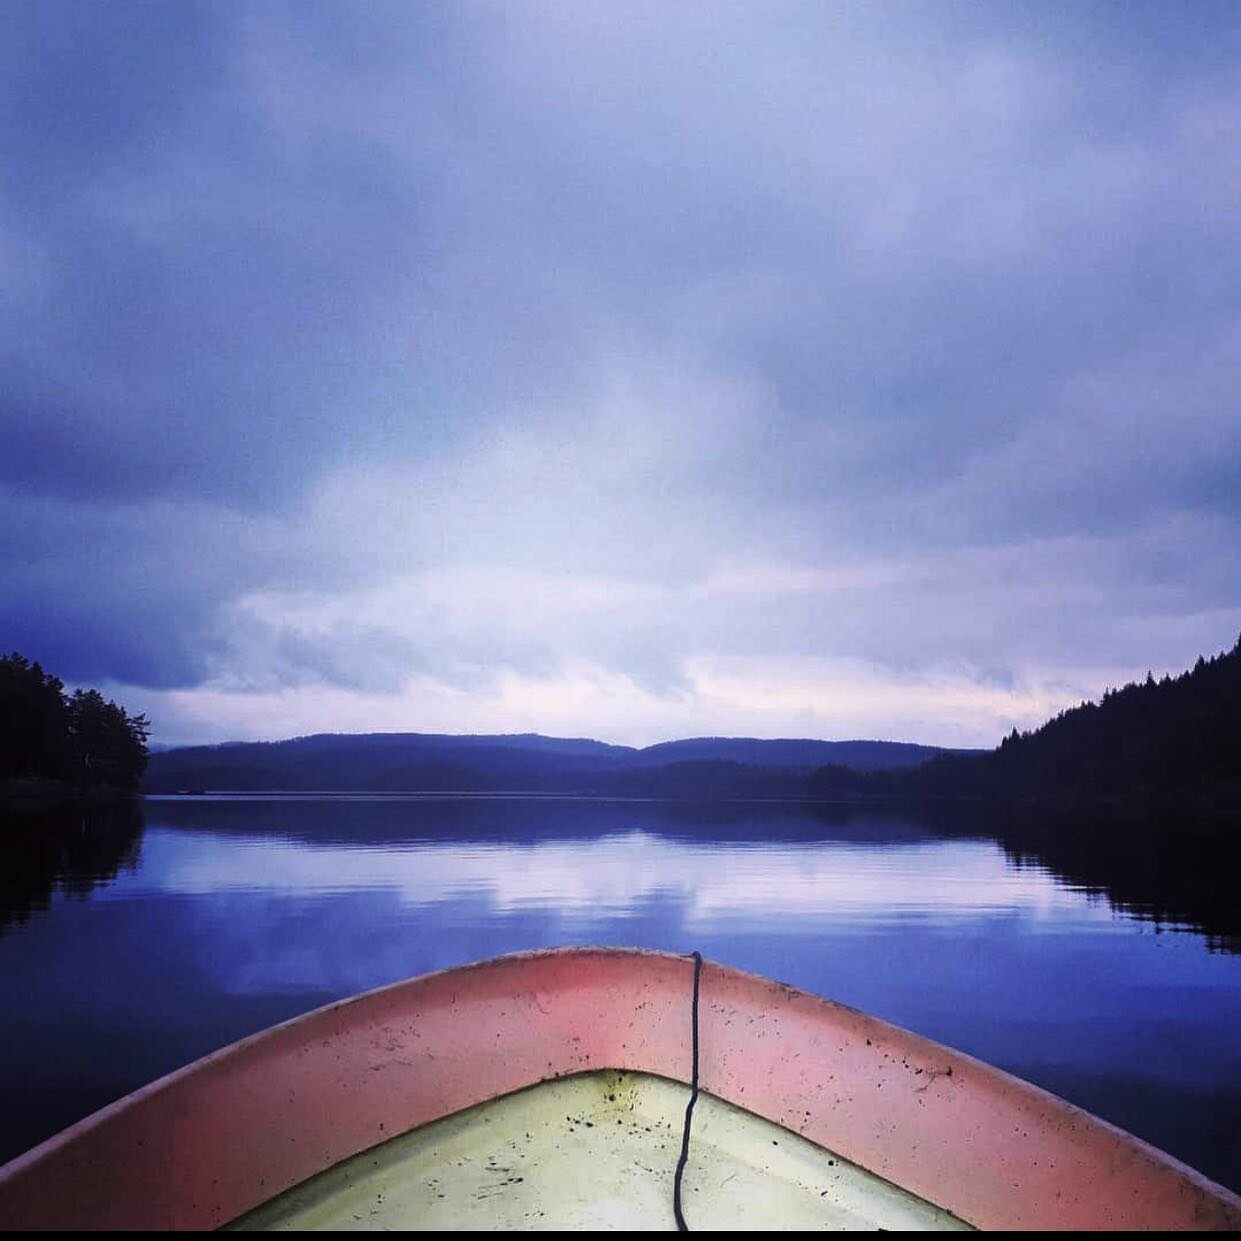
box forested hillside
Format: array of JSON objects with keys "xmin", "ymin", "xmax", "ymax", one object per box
[
  {"xmin": 905, "ymin": 637, "xmax": 1241, "ymax": 802},
  {"xmin": 0, "ymin": 654, "xmax": 149, "ymax": 792}
]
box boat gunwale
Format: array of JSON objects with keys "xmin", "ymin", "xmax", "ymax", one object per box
[{"xmin": 0, "ymin": 946, "xmax": 1238, "ymax": 1231}]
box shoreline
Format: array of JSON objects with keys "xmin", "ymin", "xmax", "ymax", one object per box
[{"xmin": 0, "ymin": 779, "xmax": 140, "ymax": 815}]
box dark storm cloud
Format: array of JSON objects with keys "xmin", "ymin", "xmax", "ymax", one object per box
[
  {"xmin": 1, "ymin": 1, "xmax": 444, "ymax": 507},
  {"xmin": 2, "ymin": 1, "xmax": 1238, "ymax": 733}
]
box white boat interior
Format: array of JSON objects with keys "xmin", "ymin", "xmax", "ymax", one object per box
[{"xmin": 229, "ymin": 1070, "xmax": 970, "ymax": 1232}]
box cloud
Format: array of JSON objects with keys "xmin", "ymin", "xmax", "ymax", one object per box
[{"xmin": 2, "ymin": 2, "xmax": 1239, "ymax": 743}]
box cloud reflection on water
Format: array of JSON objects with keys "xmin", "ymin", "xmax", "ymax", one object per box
[{"xmin": 119, "ymin": 824, "xmax": 1119, "ymax": 931}]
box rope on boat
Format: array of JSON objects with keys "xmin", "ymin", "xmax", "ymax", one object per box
[{"xmin": 673, "ymin": 949, "xmax": 703, "ymax": 1231}]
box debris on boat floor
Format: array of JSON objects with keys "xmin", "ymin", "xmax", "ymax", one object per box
[{"xmin": 227, "ymin": 1070, "xmax": 970, "ymax": 1231}]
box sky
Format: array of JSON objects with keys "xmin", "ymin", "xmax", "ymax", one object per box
[{"xmin": 2, "ymin": 1, "xmax": 1239, "ymax": 749}]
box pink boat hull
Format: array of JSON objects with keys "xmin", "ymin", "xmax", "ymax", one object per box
[{"xmin": 0, "ymin": 947, "xmax": 1237, "ymax": 1230}]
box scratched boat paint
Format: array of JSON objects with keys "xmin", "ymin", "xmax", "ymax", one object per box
[
  {"xmin": 227, "ymin": 1071, "xmax": 969, "ymax": 1231},
  {"xmin": 0, "ymin": 949, "xmax": 1237, "ymax": 1231}
]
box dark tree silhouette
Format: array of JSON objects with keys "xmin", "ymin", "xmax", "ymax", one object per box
[
  {"xmin": 65, "ymin": 689, "xmax": 150, "ymax": 790},
  {"xmin": 0, "ymin": 654, "xmax": 70, "ymax": 781},
  {"xmin": 830, "ymin": 634, "xmax": 1241, "ymax": 804},
  {"xmin": 0, "ymin": 654, "xmax": 149, "ymax": 791}
]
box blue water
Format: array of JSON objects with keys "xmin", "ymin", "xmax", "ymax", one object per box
[{"xmin": 1, "ymin": 795, "xmax": 1238, "ymax": 1192}]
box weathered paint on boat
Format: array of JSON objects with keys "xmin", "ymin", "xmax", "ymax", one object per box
[
  {"xmin": 225, "ymin": 1070, "xmax": 972, "ymax": 1231},
  {"xmin": 0, "ymin": 947, "xmax": 1237, "ymax": 1231}
]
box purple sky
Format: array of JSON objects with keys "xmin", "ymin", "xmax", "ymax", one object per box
[{"xmin": 3, "ymin": 2, "xmax": 1239, "ymax": 747}]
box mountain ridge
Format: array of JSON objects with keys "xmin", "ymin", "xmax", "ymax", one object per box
[{"xmin": 144, "ymin": 732, "xmax": 970, "ymax": 794}]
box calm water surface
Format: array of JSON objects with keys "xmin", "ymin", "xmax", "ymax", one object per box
[{"xmin": 1, "ymin": 795, "xmax": 1238, "ymax": 1192}]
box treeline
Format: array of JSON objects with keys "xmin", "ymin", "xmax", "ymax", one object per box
[
  {"xmin": 809, "ymin": 636, "xmax": 1241, "ymax": 804},
  {"xmin": 0, "ymin": 653, "xmax": 150, "ymax": 791}
]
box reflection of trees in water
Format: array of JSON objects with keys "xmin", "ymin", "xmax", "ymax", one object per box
[
  {"xmin": 6, "ymin": 792, "xmax": 1231, "ymax": 953},
  {"xmin": 995, "ymin": 807, "xmax": 1239, "ymax": 953},
  {"xmin": 145, "ymin": 794, "xmax": 951, "ymax": 848},
  {"xmin": 0, "ymin": 801, "xmax": 144, "ymax": 931}
]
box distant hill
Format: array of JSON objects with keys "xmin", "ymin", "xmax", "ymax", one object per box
[
  {"xmin": 631, "ymin": 737, "xmax": 944, "ymax": 771},
  {"xmin": 143, "ymin": 732, "xmax": 967, "ymax": 795}
]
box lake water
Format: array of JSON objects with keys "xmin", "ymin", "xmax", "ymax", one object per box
[{"xmin": 1, "ymin": 795, "xmax": 1238, "ymax": 1194}]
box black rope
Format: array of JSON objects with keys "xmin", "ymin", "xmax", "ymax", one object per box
[{"xmin": 673, "ymin": 950, "xmax": 703, "ymax": 1231}]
